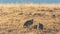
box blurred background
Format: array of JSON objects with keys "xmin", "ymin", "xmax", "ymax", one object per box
[{"xmin": 0, "ymin": 0, "xmax": 60, "ymax": 4}]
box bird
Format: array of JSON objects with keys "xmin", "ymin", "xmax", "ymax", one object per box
[
  {"xmin": 23, "ymin": 19, "xmax": 33, "ymax": 28},
  {"xmin": 37, "ymin": 23, "xmax": 43, "ymax": 30}
]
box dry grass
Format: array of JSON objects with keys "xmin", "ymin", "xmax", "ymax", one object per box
[{"xmin": 0, "ymin": 4, "xmax": 60, "ymax": 34}]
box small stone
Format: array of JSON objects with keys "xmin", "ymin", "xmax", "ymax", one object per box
[
  {"xmin": 18, "ymin": 13, "xmax": 23, "ymax": 15},
  {"xmin": 52, "ymin": 15, "xmax": 56, "ymax": 18},
  {"xmin": 8, "ymin": 29, "xmax": 13, "ymax": 32},
  {"xmin": 49, "ymin": 10, "xmax": 53, "ymax": 12}
]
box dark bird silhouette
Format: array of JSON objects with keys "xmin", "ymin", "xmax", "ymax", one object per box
[
  {"xmin": 37, "ymin": 23, "xmax": 43, "ymax": 30},
  {"xmin": 23, "ymin": 19, "xmax": 33, "ymax": 28}
]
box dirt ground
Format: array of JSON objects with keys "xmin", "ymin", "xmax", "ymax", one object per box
[{"xmin": 0, "ymin": 4, "xmax": 60, "ymax": 34}]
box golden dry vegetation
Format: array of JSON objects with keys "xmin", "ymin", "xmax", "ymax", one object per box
[{"xmin": 0, "ymin": 4, "xmax": 60, "ymax": 34}]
